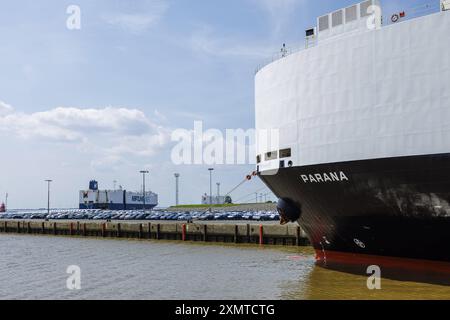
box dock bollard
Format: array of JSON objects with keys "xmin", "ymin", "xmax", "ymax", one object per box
[
  {"xmin": 203, "ymin": 224, "xmax": 207, "ymax": 242},
  {"xmin": 102, "ymin": 223, "xmax": 106, "ymax": 237},
  {"xmin": 182, "ymin": 224, "xmax": 186, "ymax": 241},
  {"xmin": 259, "ymin": 225, "xmax": 264, "ymax": 246},
  {"xmin": 156, "ymin": 224, "xmax": 160, "ymax": 240},
  {"xmin": 148, "ymin": 223, "xmax": 151, "ymax": 240},
  {"xmin": 139, "ymin": 224, "xmax": 143, "ymax": 239},
  {"xmin": 70, "ymin": 223, "xmax": 74, "ymax": 236}
]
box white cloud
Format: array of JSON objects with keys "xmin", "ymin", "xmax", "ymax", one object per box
[
  {"xmin": 102, "ymin": 0, "xmax": 169, "ymax": 34},
  {"xmin": 0, "ymin": 103, "xmax": 171, "ymax": 166},
  {"xmin": 32, "ymin": 107, "xmax": 157, "ymax": 136},
  {"xmin": 188, "ymin": 25, "xmax": 274, "ymax": 59},
  {"xmin": 0, "ymin": 101, "xmax": 13, "ymax": 116}
]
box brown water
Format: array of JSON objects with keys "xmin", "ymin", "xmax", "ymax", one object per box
[{"xmin": 0, "ymin": 234, "xmax": 449, "ymax": 300}]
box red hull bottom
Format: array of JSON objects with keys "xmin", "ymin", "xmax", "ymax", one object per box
[{"xmin": 315, "ymin": 250, "xmax": 450, "ymax": 285}]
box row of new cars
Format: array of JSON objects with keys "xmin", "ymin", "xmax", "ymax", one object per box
[{"xmin": 0, "ymin": 209, "xmax": 280, "ymax": 222}]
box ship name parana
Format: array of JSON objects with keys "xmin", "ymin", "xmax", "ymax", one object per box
[{"xmin": 300, "ymin": 172, "xmax": 349, "ymax": 184}]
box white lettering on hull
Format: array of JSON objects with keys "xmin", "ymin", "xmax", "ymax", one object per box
[{"xmin": 300, "ymin": 172, "xmax": 349, "ymax": 183}]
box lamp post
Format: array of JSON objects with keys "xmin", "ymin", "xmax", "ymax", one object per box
[
  {"xmin": 208, "ymin": 168, "xmax": 214, "ymax": 211},
  {"xmin": 140, "ymin": 171, "xmax": 149, "ymax": 213},
  {"xmin": 45, "ymin": 180, "xmax": 52, "ymax": 215},
  {"xmin": 174, "ymin": 173, "xmax": 180, "ymax": 206},
  {"xmin": 216, "ymin": 182, "xmax": 221, "ymax": 205}
]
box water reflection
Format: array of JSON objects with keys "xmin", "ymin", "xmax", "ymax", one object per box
[
  {"xmin": 282, "ymin": 260, "xmax": 450, "ymax": 300},
  {"xmin": 319, "ymin": 261, "xmax": 450, "ymax": 287}
]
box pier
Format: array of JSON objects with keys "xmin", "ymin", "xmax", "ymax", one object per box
[{"xmin": 0, "ymin": 220, "xmax": 310, "ymax": 246}]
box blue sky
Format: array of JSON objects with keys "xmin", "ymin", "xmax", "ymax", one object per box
[{"xmin": 0, "ymin": 0, "xmax": 439, "ymax": 208}]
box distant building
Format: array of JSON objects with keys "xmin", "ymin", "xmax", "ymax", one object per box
[{"xmin": 201, "ymin": 193, "xmax": 227, "ymax": 205}]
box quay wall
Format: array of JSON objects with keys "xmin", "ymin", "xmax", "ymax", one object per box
[{"xmin": 0, "ymin": 220, "xmax": 310, "ymax": 247}]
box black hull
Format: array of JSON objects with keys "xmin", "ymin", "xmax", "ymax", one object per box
[{"xmin": 260, "ymin": 154, "xmax": 450, "ymax": 272}]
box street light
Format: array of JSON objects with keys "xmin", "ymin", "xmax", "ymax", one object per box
[
  {"xmin": 174, "ymin": 173, "xmax": 180, "ymax": 206},
  {"xmin": 140, "ymin": 170, "xmax": 149, "ymax": 213},
  {"xmin": 208, "ymin": 168, "xmax": 214, "ymax": 211},
  {"xmin": 45, "ymin": 180, "xmax": 52, "ymax": 215}
]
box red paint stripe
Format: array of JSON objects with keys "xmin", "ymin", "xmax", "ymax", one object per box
[
  {"xmin": 315, "ymin": 250, "xmax": 450, "ymax": 275},
  {"xmin": 182, "ymin": 224, "xmax": 186, "ymax": 241}
]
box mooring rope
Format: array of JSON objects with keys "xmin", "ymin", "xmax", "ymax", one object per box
[{"xmin": 224, "ymin": 171, "xmax": 258, "ymax": 197}]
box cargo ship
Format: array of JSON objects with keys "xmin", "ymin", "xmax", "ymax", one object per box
[
  {"xmin": 79, "ymin": 180, "xmax": 158, "ymax": 210},
  {"xmin": 255, "ymin": 0, "xmax": 450, "ymax": 274}
]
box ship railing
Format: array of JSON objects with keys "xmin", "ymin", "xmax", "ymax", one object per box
[
  {"xmin": 255, "ymin": 1, "xmax": 440, "ymax": 74},
  {"xmin": 255, "ymin": 44, "xmax": 311, "ymax": 74}
]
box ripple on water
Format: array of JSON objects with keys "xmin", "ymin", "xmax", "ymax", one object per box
[{"xmin": 0, "ymin": 235, "xmax": 449, "ymax": 300}]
